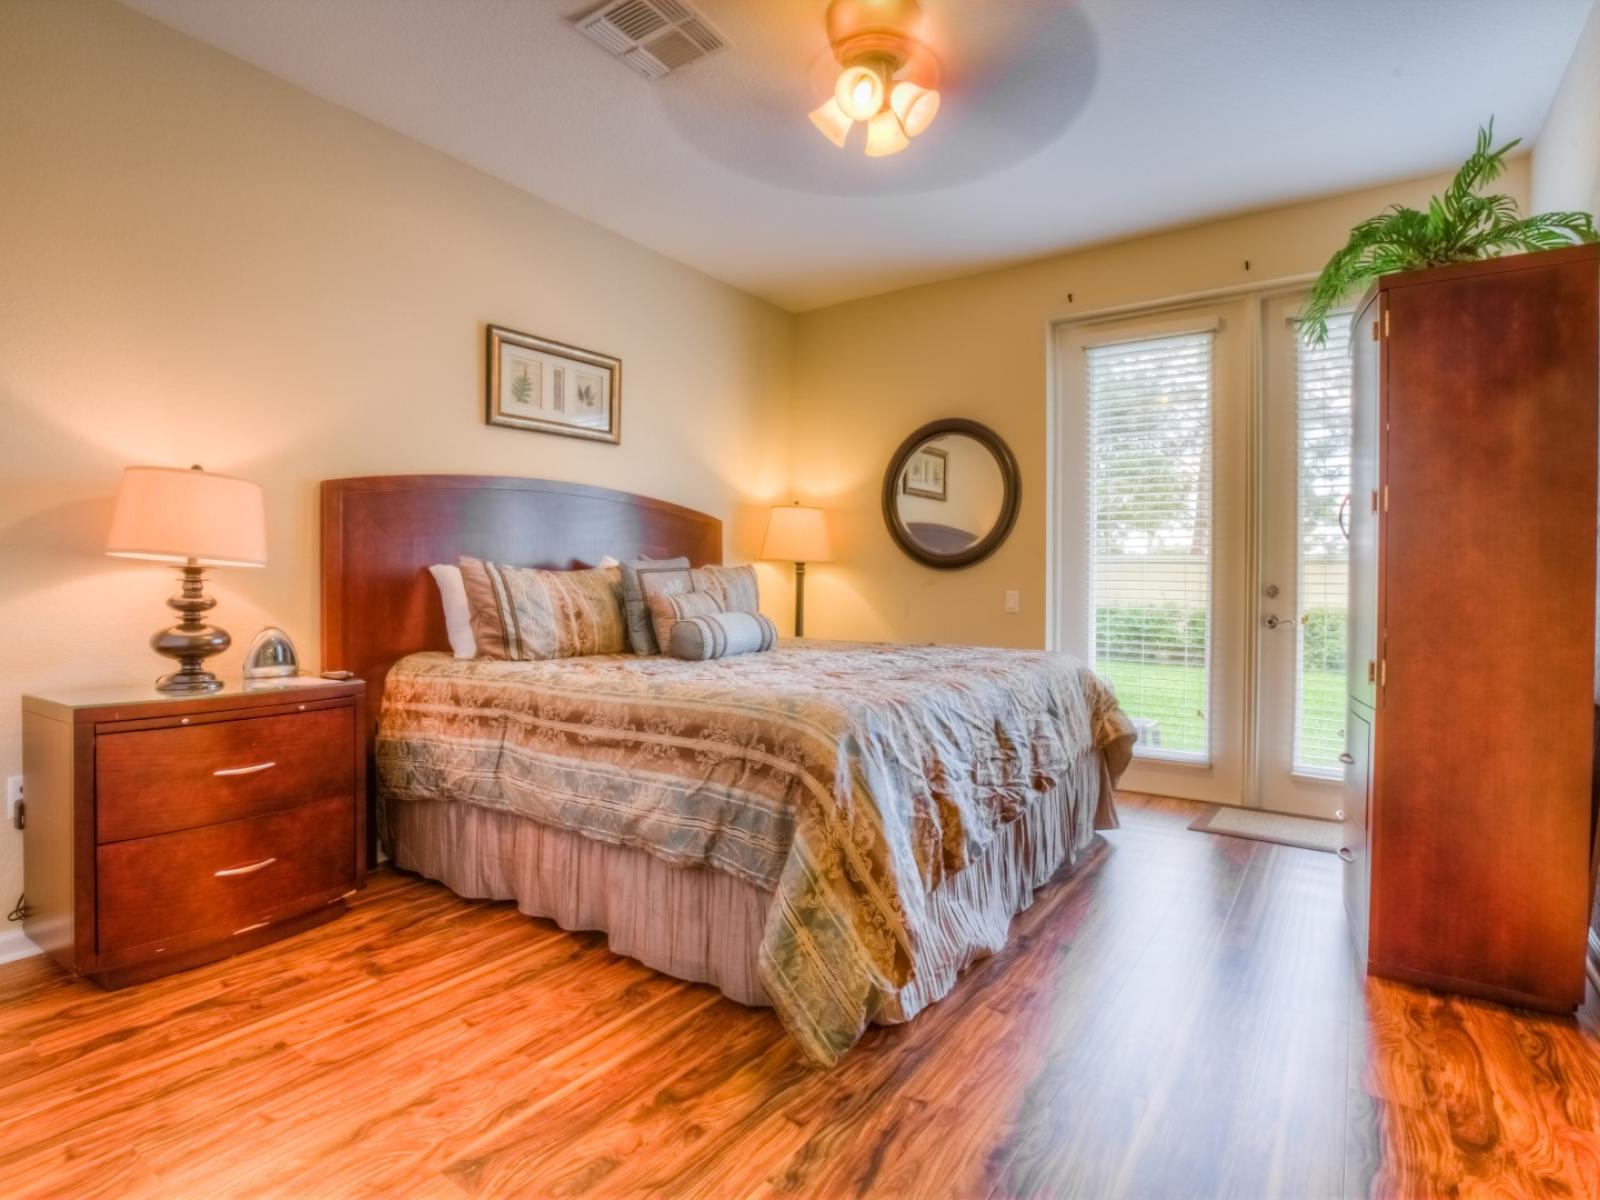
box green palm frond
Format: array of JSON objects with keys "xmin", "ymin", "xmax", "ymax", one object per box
[{"xmin": 1299, "ymin": 119, "xmax": 1598, "ymax": 344}]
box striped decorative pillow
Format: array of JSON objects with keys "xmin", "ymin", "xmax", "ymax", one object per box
[
  {"xmin": 619, "ymin": 556, "xmax": 690, "ymax": 655},
  {"xmin": 669, "ymin": 610, "xmax": 779, "ymax": 660},
  {"xmin": 638, "ymin": 563, "xmax": 761, "ymax": 653},
  {"xmin": 647, "ymin": 590, "xmax": 779, "ymax": 660},
  {"xmin": 458, "ymin": 557, "xmax": 627, "ymax": 660}
]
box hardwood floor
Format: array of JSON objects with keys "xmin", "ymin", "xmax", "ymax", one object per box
[{"xmin": 1, "ymin": 792, "xmax": 1596, "ymax": 1198}]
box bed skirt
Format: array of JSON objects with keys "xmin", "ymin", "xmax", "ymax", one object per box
[{"xmin": 389, "ymin": 750, "xmax": 1115, "ymax": 1024}]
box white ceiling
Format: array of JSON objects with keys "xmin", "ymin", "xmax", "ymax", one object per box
[{"xmin": 123, "ymin": 0, "xmax": 1593, "ymax": 312}]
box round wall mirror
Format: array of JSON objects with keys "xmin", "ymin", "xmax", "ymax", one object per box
[{"xmin": 882, "ymin": 418, "xmax": 1021, "ymax": 569}]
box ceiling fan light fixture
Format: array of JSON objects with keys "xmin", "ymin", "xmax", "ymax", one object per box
[
  {"xmin": 834, "ymin": 60, "xmax": 887, "ymax": 122},
  {"xmin": 864, "ymin": 108, "xmax": 909, "ymax": 157},
  {"xmin": 889, "ymin": 79, "xmax": 940, "ymax": 137},
  {"xmin": 809, "ymin": 96, "xmax": 853, "ymax": 148}
]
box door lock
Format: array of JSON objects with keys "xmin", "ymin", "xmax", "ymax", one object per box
[{"xmin": 1263, "ymin": 584, "xmax": 1280, "ymax": 598}]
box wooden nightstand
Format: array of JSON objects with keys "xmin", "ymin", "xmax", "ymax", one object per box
[{"xmin": 21, "ymin": 676, "xmax": 365, "ymax": 987}]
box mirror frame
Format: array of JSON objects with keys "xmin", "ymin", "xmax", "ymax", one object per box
[{"xmin": 881, "ymin": 417, "xmax": 1021, "ymax": 570}]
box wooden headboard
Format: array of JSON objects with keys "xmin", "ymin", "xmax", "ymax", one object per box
[{"xmin": 320, "ymin": 475, "xmax": 723, "ymax": 726}]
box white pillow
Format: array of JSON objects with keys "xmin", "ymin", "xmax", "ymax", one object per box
[
  {"xmin": 429, "ymin": 564, "xmax": 478, "ymax": 659},
  {"xmin": 599, "ymin": 554, "xmax": 621, "ymax": 567}
]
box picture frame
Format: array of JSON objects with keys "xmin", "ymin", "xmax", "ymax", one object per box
[
  {"xmin": 486, "ymin": 324, "xmax": 621, "ymax": 444},
  {"xmin": 902, "ymin": 444, "xmax": 948, "ymax": 500}
]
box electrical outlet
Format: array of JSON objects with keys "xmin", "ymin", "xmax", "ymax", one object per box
[
  {"xmin": 1004, "ymin": 590, "xmax": 1020, "ymax": 613},
  {"xmin": 5, "ymin": 776, "xmax": 22, "ymax": 831}
]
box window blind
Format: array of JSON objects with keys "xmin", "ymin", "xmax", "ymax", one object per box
[
  {"xmin": 1086, "ymin": 331, "xmax": 1214, "ymax": 761},
  {"xmin": 1293, "ymin": 312, "xmax": 1353, "ymax": 775}
]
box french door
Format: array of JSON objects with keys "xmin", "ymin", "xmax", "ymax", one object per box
[
  {"xmin": 1053, "ymin": 292, "xmax": 1352, "ymax": 817},
  {"xmin": 1255, "ymin": 295, "xmax": 1352, "ymax": 817}
]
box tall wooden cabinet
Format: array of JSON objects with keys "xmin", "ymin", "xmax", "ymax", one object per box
[{"xmin": 1342, "ymin": 244, "xmax": 1600, "ymax": 1012}]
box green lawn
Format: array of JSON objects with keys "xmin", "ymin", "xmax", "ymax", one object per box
[{"xmin": 1097, "ymin": 659, "xmax": 1344, "ymax": 767}]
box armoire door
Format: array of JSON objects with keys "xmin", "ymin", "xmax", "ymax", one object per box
[{"xmin": 1346, "ymin": 293, "xmax": 1381, "ymax": 715}]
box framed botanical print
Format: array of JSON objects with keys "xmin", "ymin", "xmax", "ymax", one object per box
[
  {"xmin": 486, "ymin": 324, "xmax": 621, "ymax": 444},
  {"xmin": 902, "ymin": 444, "xmax": 948, "ymax": 500}
]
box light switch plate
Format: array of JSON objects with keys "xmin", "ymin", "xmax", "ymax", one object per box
[{"xmin": 1004, "ymin": 590, "xmax": 1020, "ymax": 613}]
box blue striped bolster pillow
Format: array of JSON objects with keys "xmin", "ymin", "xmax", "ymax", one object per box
[{"xmin": 667, "ymin": 609, "xmax": 779, "ymax": 660}]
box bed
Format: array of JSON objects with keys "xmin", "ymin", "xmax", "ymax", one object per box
[{"xmin": 322, "ymin": 475, "xmax": 1135, "ymax": 1064}]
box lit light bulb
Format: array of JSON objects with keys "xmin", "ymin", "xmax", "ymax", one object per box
[
  {"xmin": 834, "ymin": 61, "xmax": 885, "ymax": 121},
  {"xmin": 889, "ymin": 80, "xmax": 940, "ymax": 138},
  {"xmin": 809, "ymin": 96, "xmax": 852, "ymax": 148},
  {"xmin": 864, "ymin": 109, "xmax": 909, "ymax": 157}
]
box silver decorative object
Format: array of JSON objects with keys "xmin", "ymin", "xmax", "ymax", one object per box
[{"xmin": 243, "ymin": 626, "xmax": 300, "ymax": 679}]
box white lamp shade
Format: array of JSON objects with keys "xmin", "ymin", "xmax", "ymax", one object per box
[
  {"xmin": 889, "ymin": 80, "xmax": 940, "ymax": 137},
  {"xmin": 106, "ymin": 465, "xmax": 268, "ymax": 567},
  {"xmin": 762, "ymin": 504, "xmax": 832, "ymax": 563},
  {"xmin": 809, "ymin": 96, "xmax": 853, "ymax": 148},
  {"xmin": 864, "ymin": 109, "xmax": 910, "ymax": 157}
]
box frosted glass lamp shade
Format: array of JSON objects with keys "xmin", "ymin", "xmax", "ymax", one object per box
[
  {"xmin": 864, "ymin": 109, "xmax": 910, "ymax": 157},
  {"xmin": 889, "ymin": 80, "xmax": 940, "ymax": 137},
  {"xmin": 106, "ymin": 465, "xmax": 268, "ymax": 567},
  {"xmin": 834, "ymin": 61, "xmax": 885, "ymax": 121},
  {"xmin": 809, "ymin": 97, "xmax": 853, "ymax": 148},
  {"xmin": 762, "ymin": 504, "xmax": 832, "ymax": 563}
]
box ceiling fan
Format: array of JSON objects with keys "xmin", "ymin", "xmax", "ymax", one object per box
[{"xmin": 809, "ymin": 0, "xmax": 941, "ymax": 158}]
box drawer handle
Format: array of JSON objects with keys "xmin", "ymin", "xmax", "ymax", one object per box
[
  {"xmin": 214, "ymin": 857, "xmax": 277, "ymax": 878},
  {"xmin": 213, "ymin": 761, "xmax": 277, "ymax": 778}
]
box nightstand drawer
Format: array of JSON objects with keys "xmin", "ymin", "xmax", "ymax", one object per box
[
  {"xmin": 96, "ymin": 795, "xmax": 356, "ymax": 954},
  {"xmin": 97, "ymin": 706, "xmax": 355, "ymax": 842}
]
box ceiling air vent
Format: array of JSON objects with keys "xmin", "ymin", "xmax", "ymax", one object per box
[{"xmin": 573, "ymin": 0, "xmax": 729, "ymax": 78}]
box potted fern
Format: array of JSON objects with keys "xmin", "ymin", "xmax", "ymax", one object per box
[{"xmin": 1300, "ymin": 120, "xmax": 1598, "ymax": 344}]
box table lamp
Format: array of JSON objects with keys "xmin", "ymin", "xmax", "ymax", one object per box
[
  {"xmin": 761, "ymin": 503, "xmax": 831, "ymax": 637},
  {"xmin": 105, "ymin": 465, "xmax": 268, "ymax": 694}
]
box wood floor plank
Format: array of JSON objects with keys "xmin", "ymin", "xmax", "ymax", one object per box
[
  {"xmin": 994, "ymin": 813, "xmax": 1264, "ymax": 1198},
  {"xmin": 0, "ymin": 792, "xmax": 1596, "ymax": 1199}
]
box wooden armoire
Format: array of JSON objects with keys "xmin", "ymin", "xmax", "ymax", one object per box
[{"xmin": 1342, "ymin": 243, "xmax": 1600, "ymax": 1012}]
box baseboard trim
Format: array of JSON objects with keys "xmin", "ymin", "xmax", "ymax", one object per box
[{"xmin": 0, "ymin": 927, "xmax": 42, "ymax": 965}]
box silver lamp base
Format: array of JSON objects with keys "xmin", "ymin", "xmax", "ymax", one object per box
[{"xmin": 151, "ymin": 562, "xmax": 230, "ymax": 694}]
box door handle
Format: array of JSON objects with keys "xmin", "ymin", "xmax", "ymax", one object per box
[
  {"xmin": 1338, "ymin": 752, "xmax": 1355, "ymax": 764},
  {"xmin": 1338, "ymin": 494, "xmax": 1351, "ymax": 540},
  {"xmin": 1263, "ymin": 614, "xmax": 1295, "ymax": 631}
]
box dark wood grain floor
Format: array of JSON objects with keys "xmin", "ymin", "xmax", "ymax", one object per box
[{"xmin": 1, "ymin": 792, "xmax": 1596, "ymax": 1198}]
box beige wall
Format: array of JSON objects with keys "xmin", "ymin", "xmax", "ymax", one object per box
[
  {"xmin": 1533, "ymin": 1, "xmax": 1600, "ymax": 217},
  {"xmin": 0, "ymin": 0, "xmax": 793, "ymax": 913},
  {"xmin": 790, "ymin": 162, "xmax": 1529, "ymax": 650}
]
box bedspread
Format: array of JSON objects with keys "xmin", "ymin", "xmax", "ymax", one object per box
[{"xmin": 378, "ymin": 640, "xmax": 1135, "ymax": 1064}]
